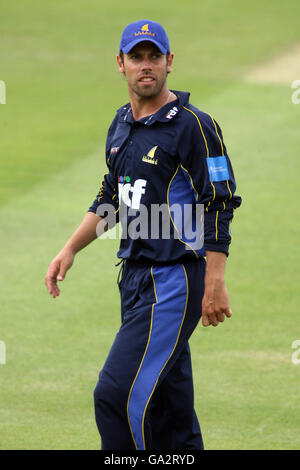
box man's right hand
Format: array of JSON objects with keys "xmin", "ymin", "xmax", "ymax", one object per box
[
  {"xmin": 44, "ymin": 212, "xmax": 104, "ymax": 298},
  {"xmin": 45, "ymin": 249, "xmax": 75, "ymax": 298}
]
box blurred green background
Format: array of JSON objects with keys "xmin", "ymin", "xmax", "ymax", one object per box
[{"xmin": 0, "ymin": 0, "xmax": 299, "ymax": 449}]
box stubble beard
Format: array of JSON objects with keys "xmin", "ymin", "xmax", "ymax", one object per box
[
  {"xmin": 124, "ymin": 68, "xmax": 168, "ymax": 101},
  {"xmin": 133, "ymin": 79, "xmax": 165, "ymax": 100}
]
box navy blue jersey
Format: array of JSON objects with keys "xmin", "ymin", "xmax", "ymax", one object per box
[{"xmin": 88, "ymin": 90, "xmax": 241, "ymax": 261}]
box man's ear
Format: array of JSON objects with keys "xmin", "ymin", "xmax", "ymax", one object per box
[
  {"xmin": 167, "ymin": 52, "xmax": 174, "ymax": 74},
  {"xmin": 116, "ymin": 54, "xmax": 125, "ymax": 74}
]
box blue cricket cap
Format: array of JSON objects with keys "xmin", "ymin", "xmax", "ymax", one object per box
[{"xmin": 119, "ymin": 20, "xmax": 170, "ymax": 55}]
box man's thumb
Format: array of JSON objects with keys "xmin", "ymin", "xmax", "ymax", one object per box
[{"xmin": 57, "ymin": 267, "xmax": 67, "ymax": 281}]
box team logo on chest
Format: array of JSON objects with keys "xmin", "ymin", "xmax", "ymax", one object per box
[{"xmin": 142, "ymin": 146, "xmax": 158, "ymax": 165}]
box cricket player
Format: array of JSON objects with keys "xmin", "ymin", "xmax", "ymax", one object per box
[{"xmin": 45, "ymin": 20, "xmax": 242, "ymax": 450}]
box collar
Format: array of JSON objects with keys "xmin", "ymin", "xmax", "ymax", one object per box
[{"xmin": 117, "ymin": 90, "xmax": 190, "ymax": 126}]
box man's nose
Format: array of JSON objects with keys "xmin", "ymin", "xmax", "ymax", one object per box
[{"xmin": 141, "ymin": 57, "xmax": 152, "ymax": 70}]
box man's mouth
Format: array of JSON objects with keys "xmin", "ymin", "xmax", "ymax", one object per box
[{"xmin": 139, "ymin": 76, "xmax": 155, "ymax": 83}]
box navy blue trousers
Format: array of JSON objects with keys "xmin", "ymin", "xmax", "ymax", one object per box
[{"xmin": 94, "ymin": 257, "xmax": 205, "ymax": 450}]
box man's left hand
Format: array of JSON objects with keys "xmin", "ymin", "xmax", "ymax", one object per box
[{"xmin": 201, "ymin": 278, "xmax": 232, "ymax": 327}]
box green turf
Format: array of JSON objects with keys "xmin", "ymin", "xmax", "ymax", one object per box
[{"xmin": 0, "ymin": 0, "xmax": 300, "ymax": 450}]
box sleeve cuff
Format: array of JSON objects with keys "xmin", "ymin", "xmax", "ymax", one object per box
[{"xmin": 204, "ymin": 241, "xmax": 229, "ymax": 257}]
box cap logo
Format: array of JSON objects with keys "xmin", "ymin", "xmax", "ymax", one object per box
[{"xmin": 134, "ymin": 23, "xmax": 155, "ymax": 37}]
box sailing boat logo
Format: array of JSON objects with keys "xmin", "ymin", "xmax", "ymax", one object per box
[{"xmin": 142, "ymin": 146, "xmax": 159, "ymax": 165}]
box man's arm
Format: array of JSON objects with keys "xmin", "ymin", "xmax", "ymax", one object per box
[
  {"xmin": 177, "ymin": 111, "xmax": 241, "ymax": 326},
  {"xmin": 201, "ymin": 250, "xmax": 232, "ymax": 327},
  {"xmin": 45, "ymin": 212, "xmax": 106, "ymax": 298},
  {"xmin": 178, "ymin": 110, "xmax": 242, "ymax": 257}
]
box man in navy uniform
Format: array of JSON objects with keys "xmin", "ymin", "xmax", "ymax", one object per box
[{"xmin": 45, "ymin": 20, "xmax": 242, "ymax": 450}]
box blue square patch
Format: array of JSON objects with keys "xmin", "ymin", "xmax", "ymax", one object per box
[{"xmin": 206, "ymin": 156, "xmax": 229, "ymax": 182}]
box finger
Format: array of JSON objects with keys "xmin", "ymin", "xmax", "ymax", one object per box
[
  {"xmin": 216, "ymin": 311, "xmax": 225, "ymax": 323},
  {"xmin": 57, "ymin": 269, "xmax": 66, "ymax": 281},
  {"xmin": 208, "ymin": 313, "xmax": 219, "ymax": 327},
  {"xmin": 201, "ymin": 296, "xmax": 214, "ymax": 326},
  {"xmin": 45, "ymin": 278, "xmax": 60, "ymax": 298},
  {"xmin": 57, "ymin": 261, "xmax": 69, "ymax": 281},
  {"xmin": 224, "ymin": 308, "xmax": 232, "ymax": 318},
  {"xmin": 203, "ymin": 310, "xmax": 219, "ymax": 327},
  {"xmin": 45, "ymin": 266, "xmax": 60, "ymax": 296},
  {"xmin": 45, "ymin": 276, "xmax": 56, "ymax": 294},
  {"xmin": 51, "ymin": 288, "xmax": 60, "ymax": 298}
]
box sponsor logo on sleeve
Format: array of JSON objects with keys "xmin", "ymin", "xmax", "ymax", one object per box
[{"xmin": 206, "ymin": 156, "xmax": 230, "ymax": 182}]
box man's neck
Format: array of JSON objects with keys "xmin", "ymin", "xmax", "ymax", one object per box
[{"xmin": 129, "ymin": 87, "xmax": 176, "ymax": 121}]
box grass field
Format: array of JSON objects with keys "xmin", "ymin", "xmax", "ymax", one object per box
[{"xmin": 0, "ymin": 0, "xmax": 300, "ymax": 450}]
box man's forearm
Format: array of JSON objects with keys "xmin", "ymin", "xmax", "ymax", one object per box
[
  {"xmin": 205, "ymin": 250, "xmax": 227, "ymax": 284},
  {"xmin": 45, "ymin": 212, "xmax": 107, "ymax": 298},
  {"xmin": 63, "ymin": 212, "xmax": 106, "ymax": 255},
  {"xmin": 201, "ymin": 250, "xmax": 231, "ymax": 327}
]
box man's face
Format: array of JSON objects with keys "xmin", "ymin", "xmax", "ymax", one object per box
[{"xmin": 117, "ymin": 41, "xmax": 173, "ymax": 99}]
